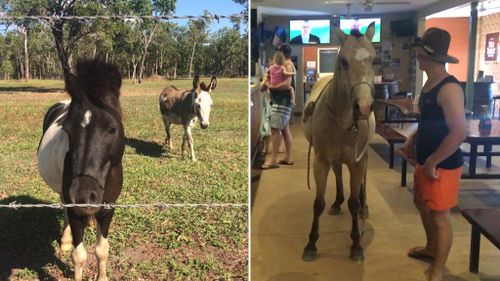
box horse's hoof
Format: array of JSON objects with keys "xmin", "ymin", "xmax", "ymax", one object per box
[
  {"xmin": 302, "ymin": 249, "xmax": 317, "ymax": 262},
  {"xmin": 61, "ymin": 243, "xmax": 72, "ymax": 252},
  {"xmin": 329, "ymin": 206, "xmax": 341, "ymax": 215},
  {"xmin": 350, "ymin": 248, "xmax": 364, "ymax": 262}
]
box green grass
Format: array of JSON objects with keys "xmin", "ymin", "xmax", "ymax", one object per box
[{"xmin": 0, "ymin": 78, "xmax": 248, "ymax": 280}]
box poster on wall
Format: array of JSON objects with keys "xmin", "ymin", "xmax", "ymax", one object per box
[{"xmin": 485, "ymin": 32, "xmax": 498, "ymax": 61}]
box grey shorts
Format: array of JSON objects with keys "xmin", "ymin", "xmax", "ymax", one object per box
[{"xmin": 270, "ymin": 103, "xmax": 292, "ymax": 130}]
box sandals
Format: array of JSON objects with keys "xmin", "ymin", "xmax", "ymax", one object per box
[
  {"xmin": 261, "ymin": 163, "xmax": 279, "ymax": 170},
  {"xmin": 278, "ymin": 160, "xmax": 294, "ymax": 165},
  {"xmin": 408, "ymin": 247, "xmax": 434, "ymax": 262}
]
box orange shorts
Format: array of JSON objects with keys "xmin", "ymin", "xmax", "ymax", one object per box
[{"xmin": 414, "ymin": 164, "xmax": 462, "ymax": 211}]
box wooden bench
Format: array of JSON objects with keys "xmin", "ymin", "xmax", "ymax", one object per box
[
  {"xmin": 375, "ymin": 121, "xmax": 407, "ymax": 169},
  {"xmin": 461, "ymin": 208, "xmax": 500, "ymax": 273}
]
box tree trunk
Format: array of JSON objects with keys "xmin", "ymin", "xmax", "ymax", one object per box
[
  {"xmin": 51, "ymin": 21, "xmax": 71, "ymax": 80},
  {"xmin": 20, "ymin": 27, "xmax": 30, "ymax": 81},
  {"xmin": 131, "ymin": 54, "xmax": 138, "ymax": 84},
  {"xmin": 159, "ymin": 51, "xmax": 164, "ymax": 75},
  {"xmin": 188, "ymin": 41, "xmax": 197, "ymax": 79},
  {"xmin": 173, "ymin": 61, "xmax": 177, "ymax": 79},
  {"xmin": 138, "ymin": 23, "xmax": 158, "ymax": 84}
]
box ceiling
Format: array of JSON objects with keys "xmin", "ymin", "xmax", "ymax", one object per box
[{"xmin": 252, "ymin": 0, "xmax": 441, "ymax": 17}]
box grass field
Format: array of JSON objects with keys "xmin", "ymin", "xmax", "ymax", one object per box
[{"xmin": 0, "ymin": 78, "xmax": 248, "ymax": 280}]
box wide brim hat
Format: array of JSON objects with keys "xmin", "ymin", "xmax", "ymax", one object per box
[{"xmin": 412, "ymin": 27, "xmax": 459, "ymax": 64}]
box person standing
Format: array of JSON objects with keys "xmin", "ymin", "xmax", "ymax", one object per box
[
  {"xmin": 401, "ymin": 28, "xmax": 466, "ymax": 281},
  {"xmin": 261, "ymin": 44, "xmax": 295, "ymax": 169}
]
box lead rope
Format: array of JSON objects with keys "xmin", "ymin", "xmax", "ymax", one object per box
[{"xmin": 353, "ymin": 118, "xmax": 372, "ymax": 162}]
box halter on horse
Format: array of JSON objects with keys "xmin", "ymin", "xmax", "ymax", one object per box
[
  {"xmin": 37, "ymin": 59, "xmax": 125, "ymax": 280},
  {"xmin": 159, "ymin": 75, "xmax": 217, "ymax": 161},
  {"xmin": 302, "ymin": 23, "xmax": 377, "ymax": 262}
]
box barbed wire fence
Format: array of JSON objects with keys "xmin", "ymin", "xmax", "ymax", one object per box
[{"xmin": 0, "ymin": 12, "xmax": 248, "ymax": 211}]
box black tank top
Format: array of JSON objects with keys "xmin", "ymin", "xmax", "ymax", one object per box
[{"xmin": 416, "ymin": 75, "xmax": 463, "ymax": 169}]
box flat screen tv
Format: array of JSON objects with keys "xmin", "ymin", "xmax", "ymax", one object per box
[
  {"xmin": 289, "ymin": 19, "xmax": 330, "ymax": 45},
  {"xmin": 339, "ymin": 18, "xmax": 381, "ymax": 43}
]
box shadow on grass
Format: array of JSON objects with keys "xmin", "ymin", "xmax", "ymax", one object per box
[
  {"xmin": 126, "ymin": 137, "xmax": 167, "ymax": 158},
  {"xmin": 0, "ymin": 195, "xmax": 71, "ymax": 280},
  {"xmin": 0, "ymin": 87, "xmax": 64, "ymax": 94}
]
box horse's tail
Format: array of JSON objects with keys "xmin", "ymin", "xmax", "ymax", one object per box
[{"xmin": 307, "ymin": 142, "xmax": 312, "ymax": 190}]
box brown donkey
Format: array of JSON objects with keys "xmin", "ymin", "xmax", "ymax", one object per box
[{"xmin": 159, "ymin": 75, "xmax": 217, "ymax": 161}]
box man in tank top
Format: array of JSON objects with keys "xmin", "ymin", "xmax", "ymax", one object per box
[{"xmin": 401, "ymin": 27, "xmax": 466, "ymax": 281}]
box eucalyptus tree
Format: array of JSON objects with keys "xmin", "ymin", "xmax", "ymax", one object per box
[
  {"xmin": 113, "ymin": 0, "xmax": 176, "ymax": 83},
  {"xmin": 186, "ymin": 10, "xmax": 211, "ymax": 79}
]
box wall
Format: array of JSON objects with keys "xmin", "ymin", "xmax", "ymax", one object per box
[
  {"xmin": 303, "ymin": 45, "xmax": 322, "ymax": 69},
  {"xmin": 425, "ymin": 18, "xmax": 469, "ymax": 81},
  {"xmin": 476, "ymin": 12, "xmax": 500, "ymax": 96},
  {"xmin": 260, "ymin": 12, "xmax": 418, "ymax": 93}
]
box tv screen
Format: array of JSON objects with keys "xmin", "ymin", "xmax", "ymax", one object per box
[
  {"xmin": 339, "ymin": 18, "xmax": 381, "ymax": 43},
  {"xmin": 289, "ymin": 19, "xmax": 330, "ymax": 45}
]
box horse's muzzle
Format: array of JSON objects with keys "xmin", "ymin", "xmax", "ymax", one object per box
[
  {"xmin": 67, "ymin": 176, "xmax": 103, "ymax": 216},
  {"xmin": 354, "ymin": 101, "xmax": 374, "ymax": 120},
  {"xmin": 200, "ymin": 123, "xmax": 209, "ymax": 129}
]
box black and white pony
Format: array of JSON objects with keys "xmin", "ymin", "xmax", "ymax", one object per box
[
  {"xmin": 37, "ymin": 59, "xmax": 125, "ymax": 281},
  {"xmin": 159, "ymin": 75, "xmax": 217, "ymax": 161}
]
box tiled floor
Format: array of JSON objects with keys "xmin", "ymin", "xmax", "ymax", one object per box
[{"xmin": 251, "ymin": 119, "xmax": 500, "ymax": 281}]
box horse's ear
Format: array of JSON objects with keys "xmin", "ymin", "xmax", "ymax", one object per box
[
  {"xmin": 209, "ymin": 76, "xmax": 217, "ymax": 92},
  {"xmin": 334, "ymin": 26, "xmax": 348, "ymax": 44},
  {"xmin": 193, "ymin": 75, "xmax": 200, "ymax": 90},
  {"xmin": 364, "ymin": 22, "xmax": 376, "ymax": 42}
]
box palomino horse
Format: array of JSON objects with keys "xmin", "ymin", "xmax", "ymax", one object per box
[
  {"xmin": 302, "ymin": 23, "xmax": 377, "ymax": 262},
  {"xmin": 37, "ymin": 59, "xmax": 125, "ymax": 281},
  {"xmin": 159, "ymin": 75, "xmax": 217, "ymax": 161}
]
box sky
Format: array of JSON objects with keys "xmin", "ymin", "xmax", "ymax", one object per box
[{"xmin": 174, "ymin": 0, "xmax": 247, "ymax": 33}]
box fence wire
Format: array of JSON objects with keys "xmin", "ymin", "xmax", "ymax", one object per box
[{"xmin": 0, "ymin": 202, "xmax": 247, "ymax": 210}]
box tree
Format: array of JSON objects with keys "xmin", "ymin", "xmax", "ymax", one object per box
[
  {"xmin": 0, "ymin": 0, "xmax": 48, "ymax": 80},
  {"xmin": 186, "ymin": 10, "xmax": 211, "ymax": 79},
  {"xmin": 1, "ymin": 60, "xmax": 14, "ymax": 80},
  {"xmin": 119, "ymin": 0, "xmax": 176, "ymax": 83},
  {"xmin": 0, "ymin": 0, "xmax": 248, "ymax": 79}
]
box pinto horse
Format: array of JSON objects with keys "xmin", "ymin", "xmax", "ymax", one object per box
[
  {"xmin": 159, "ymin": 75, "xmax": 216, "ymax": 161},
  {"xmin": 37, "ymin": 59, "xmax": 125, "ymax": 281},
  {"xmin": 302, "ymin": 23, "xmax": 377, "ymax": 262}
]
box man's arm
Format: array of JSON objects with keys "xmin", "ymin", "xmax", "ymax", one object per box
[
  {"xmin": 423, "ymin": 83, "xmax": 467, "ymax": 178},
  {"xmin": 401, "ymin": 129, "xmax": 418, "ymax": 161}
]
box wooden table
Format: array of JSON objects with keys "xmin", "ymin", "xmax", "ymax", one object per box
[
  {"xmin": 461, "ymin": 208, "xmax": 500, "ymax": 273},
  {"xmin": 463, "ymin": 120, "xmax": 500, "ymax": 178},
  {"xmin": 382, "ymin": 98, "xmax": 420, "ymax": 118},
  {"xmin": 382, "ymin": 99, "xmax": 500, "ymax": 179}
]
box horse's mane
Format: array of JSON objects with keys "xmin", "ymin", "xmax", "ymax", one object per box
[
  {"xmin": 67, "ymin": 59, "xmax": 123, "ymax": 121},
  {"xmin": 350, "ymin": 29, "xmax": 363, "ymax": 39}
]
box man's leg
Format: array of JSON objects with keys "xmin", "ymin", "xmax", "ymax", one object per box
[
  {"xmin": 428, "ymin": 209, "xmax": 452, "ymax": 281},
  {"xmin": 281, "ymin": 125, "xmax": 293, "ymax": 163},
  {"xmin": 412, "ymin": 192, "xmax": 437, "ymax": 257}
]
